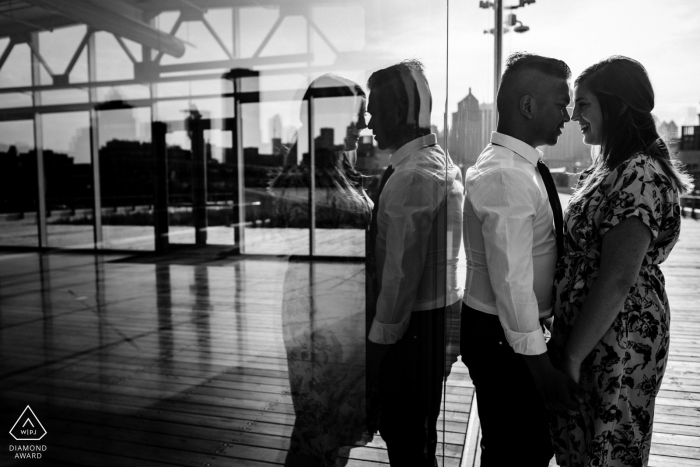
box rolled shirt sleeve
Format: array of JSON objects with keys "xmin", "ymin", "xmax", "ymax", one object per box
[
  {"xmin": 473, "ymin": 168, "xmax": 547, "ymax": 355},
  {"xmin": 368, "ymin": 169, "xmax": 436, "ymax": 345}
]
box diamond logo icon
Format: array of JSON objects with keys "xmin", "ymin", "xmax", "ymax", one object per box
[{"xmin": 9, "ymin": 406, "xmax": 47, "ymax": 441}]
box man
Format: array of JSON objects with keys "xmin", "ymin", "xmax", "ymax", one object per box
[
  {"xmin": 461, "ymin": 52, "xmax": 584, "ymax": 467},
  {"xmin": 366, "ymin": 59, "xmax": 463, "ymax": 466}
]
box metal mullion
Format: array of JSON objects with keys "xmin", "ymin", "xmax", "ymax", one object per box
[
  {"xmin": 234, "ymin": 91, "xmax": 245, "ymax": 253},
  {"xmin": 30, "ymin": 32, "xmax": 47, "ymax": 247},
  {"xmin": 87, "ymin": 31, "xmax": 103, "ymax": 249},
  {"xmin": 308, "ymin": 96, "xmax": 315, "ymax": 257}
]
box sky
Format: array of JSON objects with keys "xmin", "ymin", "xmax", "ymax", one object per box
[
  {"xmin": 445, "ymin": 0, "xmax": 700, "ymax": 125},
  {"xmin": 0, "ymin": 0, "xmax": 698, "ymax": 160}
]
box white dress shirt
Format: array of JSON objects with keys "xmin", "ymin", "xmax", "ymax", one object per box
[
  {"xmin": 462, "ymin": 132, "xmax": 557, "ymax": 356},
  {"xmin": 369, "ymin": 134, "xmax": 464, "ymax": 345}
]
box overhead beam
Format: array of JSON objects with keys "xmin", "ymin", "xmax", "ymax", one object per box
[{"xmin": 24, "ymin": 0, "xmax": 186, "ymax": 57}]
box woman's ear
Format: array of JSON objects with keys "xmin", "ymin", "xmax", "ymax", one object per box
[{"xmin": 520, "ymin": 95, "xmax": 534, "ymax": 120}]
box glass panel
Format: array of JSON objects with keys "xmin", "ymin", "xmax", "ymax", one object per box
[
  {"xmin": 204, "ymin": 127, "xmax": 235, "ymax": 246},
  {"xmin": 0, "ymin": 1, "xmax": 457, "ymax": 466},
  {"xmin": 0, "ymin": 120, "xmax": 38, "ymax": 247},
  {"xmin": 97, "ymin": 106, "xmax": 155, "ymax": 250},
  {"xmin": 0, "ymin": 41, "xmax": 31, "ymax": 88},
  {"xmin": 164, "ymin": 126, "xmax": 195, "ymax": 246},
  {"xmin": 42, "ymin": 111, "xmax": 94, "ymax": 248}
]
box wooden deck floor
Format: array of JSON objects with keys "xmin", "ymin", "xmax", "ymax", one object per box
[
  {"xmin": 0, "ymin": 249, "xmax": 471, "ymax": 466},
  {"xmin": 1, "ymin": 217, "xmax": 698, "ymax": 466}
]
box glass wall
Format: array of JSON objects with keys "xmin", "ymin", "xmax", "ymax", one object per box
[
  {"xmin": 0, "ymin": 119, "xmax": 38, "ymax": 247},
  {"xmin": 0, "ymin": 1, "xmax": 465, "ymax": 465}
]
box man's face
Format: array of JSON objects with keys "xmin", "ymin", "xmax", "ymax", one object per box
[
  {"xmin": 534, "ymin": 78, "xmax": 571, "ymax": 147},
  {"xmin": 366, "ymin": 89, "xmax": 401, "ymax": 151}
]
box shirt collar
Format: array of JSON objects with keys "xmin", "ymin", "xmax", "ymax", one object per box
[
  {"xmin": 389, "ymin": 133, "xmax": 438, "ymax": 167},
  {"xmin": 490, "ymin": 131, "xmax": 542, "ymax": 167}
]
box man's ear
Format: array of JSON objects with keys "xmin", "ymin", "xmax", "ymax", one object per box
[
  {"xmin": 395, "ymin": 100, "xmax": 408, "ymax": 125},
  {"xmin": 520, "ymin": 95, "xmax": 535, "ymax": 120}
]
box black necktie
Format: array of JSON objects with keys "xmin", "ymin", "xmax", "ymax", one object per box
[
  {"xmin": 377, "ymin": 164, "xmax": 395, "ymax": 199},
  {"xmin": 537, "ymin": 160, "xmax": 564, "ymax": 260}
]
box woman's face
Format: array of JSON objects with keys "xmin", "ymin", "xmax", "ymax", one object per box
[
  {"xmin": 572, "ymin": 84, "xmax": 604, "ymax": 146},
  {"xmin": 344, "ymin": 96, "xmax": 367, "ymax": 151}
]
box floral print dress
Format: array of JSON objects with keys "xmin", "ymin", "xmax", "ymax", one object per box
[{"xmin": 550, "ymin": 153, "xmax": 682, "ymax": 467}]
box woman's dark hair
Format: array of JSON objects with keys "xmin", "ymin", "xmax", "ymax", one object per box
[
  {"xmin": 573, "ymin": 56, "xmax": 692, "ymax": 196},
  {"xmin": 269, "ymin": 73, "xmax": 366, "ymax": 190}
]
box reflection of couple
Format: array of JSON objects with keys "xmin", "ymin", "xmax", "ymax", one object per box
[
  {"xmin": 277, "ymin": 74, "xmax": 372, "ymax": 467},
  {"xmin": 281, "ymin": 61, "xmax": 463, "ymax": 467},
  {"xmin": 463, "ymin": 53, "xmax": 690, "ymax": 467}
]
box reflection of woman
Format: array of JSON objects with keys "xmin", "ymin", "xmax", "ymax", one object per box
[
  {"xmin": 278, "ymin": 74, "xmax": 373, "ymax": 466},
  {"xmin": 549, "ymin": 57, "xmax": 692, "ymax": 467},
  {"xmin": 269, "ymin": 74, "xmax": 372, "ymax": 230}
]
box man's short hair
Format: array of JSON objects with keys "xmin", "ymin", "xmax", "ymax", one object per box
[
  {"xmin": 497, "ymin": 52, "xmax": 571, "ymax": 113},
  {"xmin": 367, "ymin": 59, "xmax": 432, "ymax": 135}
]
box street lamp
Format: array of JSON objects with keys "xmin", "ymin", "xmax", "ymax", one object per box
[{"xmin": 480, "ymin": 0, "xmax": 535, "ymax": 129}]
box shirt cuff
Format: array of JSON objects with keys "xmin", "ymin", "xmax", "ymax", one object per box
[
  {"xmin": 368, "ymin": 317, "xmax": 411, "ymax": 345},
  {"xmin": 503, "ymin": 325, "xmax": 547, "ymax": 355}
]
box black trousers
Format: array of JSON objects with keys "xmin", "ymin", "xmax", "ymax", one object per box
[
  {"xmin": 460, "ymin": 303, "xmax": 554, "ymax": 467},
  {"xmin": 379, "ymin": 308, "xmax": 446, "ymax": 467}
]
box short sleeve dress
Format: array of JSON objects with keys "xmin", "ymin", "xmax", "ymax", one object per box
[{"xmin": 549, "ymin": 153, "xmax": 682, "ymax": 467}]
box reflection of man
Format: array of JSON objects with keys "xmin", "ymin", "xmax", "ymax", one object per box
[
  {"xmin": 460, "ymin": 52, "xmax": 583, "ymax": 467},
  {"xmin": 366, "ymin": 59, "xmax": 463, "ymax": 467}
]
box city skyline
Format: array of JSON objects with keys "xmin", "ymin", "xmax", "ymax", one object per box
[{"xmin": 0, "ymin": 0, "xmax": 698, "ymax": 156}]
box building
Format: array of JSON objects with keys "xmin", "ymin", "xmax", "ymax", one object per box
[
  {"xmin": 449, "ymin": 89, "xmax": 482, "ymax": 169},
  {"xmin": 658, "ymin": 120, "xmax": 679, "ymax": 140},
  {"xmin": 679, "ymin": 115, "xmax": 700, "ymax": 193}
]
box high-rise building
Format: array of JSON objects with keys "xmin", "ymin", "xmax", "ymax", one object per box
[
  {"xmin": 658, "ymin": 120, "xmax": 679, "ymax": 140},
  {"xmin": 315, "ymin": 128, "xmax": 335, "ymax": 151},
  {"xmin": 449, "ymin": 89, "xmax": 482, "ymax": 169},
  {"xmin": 479, "ymin": 102, "xmax": 494, "ymax": 154}
]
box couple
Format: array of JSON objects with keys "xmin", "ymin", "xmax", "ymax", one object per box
[{"xmin": 369, "ymin": 53, "xmax": 690, "ymax": 467}]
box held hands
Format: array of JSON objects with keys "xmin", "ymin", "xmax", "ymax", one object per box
[{"xmin": 524, "ymin": 352, "xmax": 585, "ymax": 411}]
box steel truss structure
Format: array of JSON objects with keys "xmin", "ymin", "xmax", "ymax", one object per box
[{"xmin": 0, "ymin": 0, "xmax": 367, "ymax": 253}]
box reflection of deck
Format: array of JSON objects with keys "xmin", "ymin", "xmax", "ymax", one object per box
[
  {"xmin": 0, "ymin": 218, "xmax": 698, "ymax": 466},
  {"xmin": 0, "ymin": 222, "xmax": 365, "ymax": 256},
  {"xmin": 0, "ymin": 250, "xmax": 470, "ymax": 466}
]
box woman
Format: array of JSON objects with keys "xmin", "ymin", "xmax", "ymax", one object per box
[
  {"xmin": 273, "ymin": 74, "xmax": 374, "ymax": 466},
  {"xmin": 549, "ymin": 56, "xmax": 692, "ymax": 466},
  {"xmin": 269, "ymin": 74, "xmax": 372, "ymax": 231}
]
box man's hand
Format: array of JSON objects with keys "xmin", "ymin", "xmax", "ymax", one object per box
[{"xmin": 523, "ymin": 353, "xmax": 585, "ymax": 411}]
